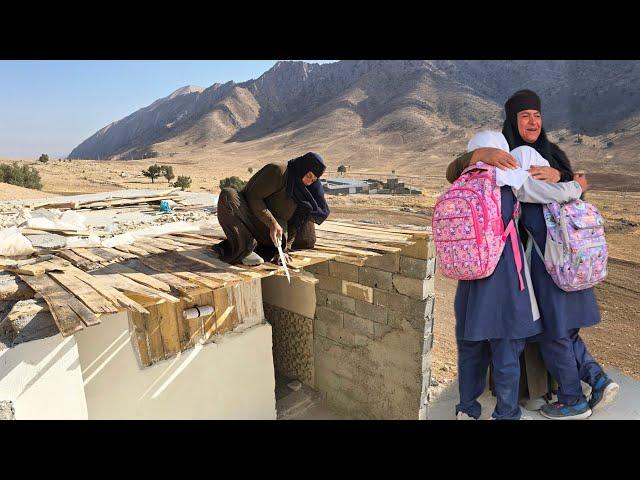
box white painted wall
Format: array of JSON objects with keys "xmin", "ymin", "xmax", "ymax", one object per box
[
  {"xmin": 75, "ymin": 312, "xmax": 277, "ymax": 419},
  {"xmin": 261, "ymin": 274, "xmax": 317, "ymax": 319},
  {"xmin": 0, "ymin": 335, "xmax": 88, "ymax": 420}
]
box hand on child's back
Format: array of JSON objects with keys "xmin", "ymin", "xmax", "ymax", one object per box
[
  {"xmin": 471, "ymin": 147, "xmax": 518, "ymax": 170},
  {"xmin": 574, "ymin": 172, "xmax": 589, "ymax": 193}
]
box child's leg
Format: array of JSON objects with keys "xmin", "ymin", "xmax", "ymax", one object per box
[
  {"xmin": 569, "ymin": 328, "xmax": 603, "ymax": 387},
  {"xmin": 456, "ymin": 338, "xmax": 491, "ymax": 419},
  {"xmin": 538, "ymin": 336, "xmax": 587, "ymax": 405},
  {"xmin": 488, "ymin": 338, "xmax": 526, "ymax": 420}
]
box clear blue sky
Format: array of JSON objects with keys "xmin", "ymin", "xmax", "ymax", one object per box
[{"xmin": 0, "ymin": 60, "xmax": 336, "ymax": 159}]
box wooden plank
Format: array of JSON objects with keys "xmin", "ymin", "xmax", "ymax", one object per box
[
  {"xmin": 212, "ymin": 286, "xmax": 239, "ymax": 337},
  {"xmin": 312, "ymin": 243, "xmax": 381, "ymax": 258},
  {"xmin": 102, "ymin": 247, "xmax": 138, "ymax": 260},
  {"xmin": 128, "ymin": 311, "xmax": 152, "ymax": 367},
  {"xmin": 113, "ymin": 244, "xmax": 147, "ymax": 257},
  {"xmin": 55, "ymin": 249, "xmax": 95, "ymax": 268},
  {"xmin": 27, "ymin": 200, "xmax": 79, "ymax": 210},
  {"xmin": 143, "ymin": 304, "xmax": 165, "ymax": 363},
  {"xmin": 122, "ymin": 259, "xmax": 207, "ymax": 297},
  {"xmin": 18, "ymin": 274, "xmax": 88, "ymax": 334},
  {"xmin": 315, "ymin": 223, "xmax": 413, "ymax": 243},
  {"xmin": 72, "ymin": 248, "xmax": 108, "ymax": 263},
  {"xmin": 165, "ymin": 235, "xmax": 215, "ymax": 247},
  {"xmin": 95, "ymin": 271, "xmax": 180, "ymax": 304},
  {"xmin": 176, "ymin": 249, "xmax": 263, "ymax": 280},
  {"xmin": 59, "ymin": 264, "xmax": 149, "ymax": 315},
  {"xmin": 90, "ymin": 247, "xmax": 125, "ymax": 262},
  {"xmin": 131, "ymin": 242, "xmax": 164, "ymax": 255},
  {"xmin": 330, "ymin": 220, "xmax": 429, "ymax": 238},
  {"xmin": 93, "ymin": 261, "xmax": 173, "ymax": 293},
  {"xmin": 49, "ymin": 271, "xmax": 119, "ymax": 314},
  {"xmin": 156, "ymin": 302, "xmax": 182, "ymax": 358}
]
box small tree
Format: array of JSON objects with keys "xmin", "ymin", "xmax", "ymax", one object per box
[
  {"xmin": 162, "ymin": 165, "xmax": 175, "ymax": 184},
  {"xmin": 606, "ymin": 141, "xmax": 614, "ymax": 148},
  {"xmin": 38, "ymin": 154, "xmax": 49, "ymax": 163},
  {"xmin": 174, "ymin": 175, "xmax": 192, "ymax": 191},
  {"xmin": 337, "ymin": 165, "xmax": 347, "ymax": 176},
  {"xmin": 219, "ymin": 176, "xmax": 247, "ymax": 191},
  {"xmin": 248, "ymin": 167, "xmax": 254, "ymax": 174},
  {"xmin": 142, "ymin": 163, "xmax": 163, "ymax": 183}
]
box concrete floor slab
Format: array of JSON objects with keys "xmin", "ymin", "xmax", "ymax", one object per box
[{"xmin": 428, "ymin": 368, "xmax": 640, "ymax": 420}]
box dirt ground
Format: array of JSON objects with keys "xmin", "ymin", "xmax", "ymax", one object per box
[{"xmin": 1, "ymin": 155, "xmax": 639, "ymax": 386}]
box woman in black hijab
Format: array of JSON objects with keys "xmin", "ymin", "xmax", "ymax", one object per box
[
  {"xmin": 213, "ymin": 152, "xmax": 330, "ymax": 266},
  {"xmin": 501, "ymin": 89, "xmax": 574, "ymax": 180}
]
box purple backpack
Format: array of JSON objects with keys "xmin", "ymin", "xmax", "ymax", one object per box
[
  {"xmin": 432, "ymin": 162, "xmax": 524, "ymax": 290},
  {"xmin": 531, "ymin": 200, "xmax": 608, "ymax": 291}
]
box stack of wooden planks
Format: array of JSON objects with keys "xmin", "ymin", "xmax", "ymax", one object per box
[{"xmin": 0, "ymin": 219, "xmax": 429, "ymax": 364}]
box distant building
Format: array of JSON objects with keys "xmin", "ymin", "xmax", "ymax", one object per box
[
  {"xmin": 321, "ymin": 178, "xmax": 371, "ymax": 195},
  {"xmin": 321, "ymin": 177, "xmax": 420, "ymax": 195}
]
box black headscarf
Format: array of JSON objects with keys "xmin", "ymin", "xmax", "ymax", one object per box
[
  {"xmin": 502, "ymin": 89, "xmax": 574, "ymax": 181},
  {"xmin": 286, "ymin": 152, "xmax": 330, "ymax": 230}
]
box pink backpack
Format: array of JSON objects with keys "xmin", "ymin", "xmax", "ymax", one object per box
[{"xmin": 432, "ymin": 162, "xmax": 524, "ymax": 290}]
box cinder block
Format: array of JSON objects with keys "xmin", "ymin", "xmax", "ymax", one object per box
[
  {"xmin": 316, "ymin": 305, "xmax": 344, "ymax": 328},
  {"xmin": 329, "ymin": 261, "xmax": 359, "ymax": 282},
  {"xmin": 305, "ymin": 262, "xmax": 329, "ymax": 276},
  {"xmin": 326, "ymin": 293, "xmax": 356, "ymax": 315},
  {"xmin": 314, "ymin": 274, "xmax": 343, "ymax": 294},
  {"xmin": 374, "ymin": 289, "xmax": 429, "ymax": 318},
  {"xmin": 316, "ymin": 289, "xmax": 329, "ymax": 307},
  {"xmin": 354, "ymin": 299, "xmax": 388, "ymax": 324},
  {"xmin": 363, "ymin": 252, "xmax": 400, "ymax": 272},
  {"xmin": 392, "ymin": 274, "xmax": 434, "ymax": 299},
  {"xmin": 399, "ymin": 256, "xmax": 430, "ymax": 279},
  {"xmin": 388, "ymin": 310, "xmax": 427, "ymax": 331},
  {"xmin": 343, "ymin": 313, "xmax": 375, "ymax": 337},
  {"xmin": 373, "ymin": 322, "xmax": 393, "ymax": 338},
  {"xmin": 342, "ymin": 281, "xmax": 373, "ymax": 303},
  {"xmin": 359, "ymin": 267, "xmax": 393, "ymax": 291},
  {"xmin": 400, "ymin": 238, "xmax": 429, "ymax": 260},
  {"xmin": 324, "ymin": 323, "xmax": 361, "ymax": 347}
]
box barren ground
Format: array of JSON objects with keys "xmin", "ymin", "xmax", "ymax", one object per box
[{"xmin": 1, "ymin": 153, "xmax": 639, "ymax": 387}]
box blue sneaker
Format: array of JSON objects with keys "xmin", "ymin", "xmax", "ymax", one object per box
[
  {"xmin": 589, "ymin": 373, "xmax": 619, "ymax": 412},
  {"xmin": 539, "ymin": 401, "xmax": 592, "ymax": 420}
]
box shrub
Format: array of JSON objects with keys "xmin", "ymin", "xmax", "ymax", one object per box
[
  {"xmin": 248, "ymin": 167, "xmax": 254, "ymax": 174},
  {"xmin": 38, "ymin": 154, "xmax": 49, "ymax": 163},
  {"xmin": 162, "ymin": 165, "xmax": 175, "ymax": 183},
  {"xmin": 219, "ymin": 176, "xmax": 246, "ymax": 191},
  {"xmin": 174, "ymin": 175, "xmax": 192, "ymax": 191},
  {"xmin": 574, "ymin": 136, "xmax": 583, "ymax": 144},
  {"xmin": 337, "ymin": 165, "xmax": 347, "ymax": 175},
  {"xmin": 142, "ymin": 164, "xmax": 164, "ymax": 183},
  {"xmin": 558, "ymin": 136, "xmax": 566, "ymax": 143},
  {"xmin": 0, "ymin": 162, "xmax": 43, "ymax": 190},
  {"xmin": 606, "ymin": 141, "xmax": 614, "ymax": 148}
]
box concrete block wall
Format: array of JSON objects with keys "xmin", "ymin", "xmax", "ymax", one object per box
[{"xmin": 306, "ymin": 236, "xmax": 435, "ymax": 419}]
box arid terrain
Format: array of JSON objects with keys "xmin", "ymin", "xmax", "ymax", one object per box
[{"xmin": 2, "ymin": 142, "xmax": 639, "ymax": 389}]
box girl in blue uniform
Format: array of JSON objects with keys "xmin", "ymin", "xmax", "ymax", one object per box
[{"xmin": 454, "ymin": 184, "xmax": 542, "ymax": 420}]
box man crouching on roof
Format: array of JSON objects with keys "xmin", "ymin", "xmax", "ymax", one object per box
[{"xmin": 212, "ymin": 152, "xmax": 330, "ymax": 266}]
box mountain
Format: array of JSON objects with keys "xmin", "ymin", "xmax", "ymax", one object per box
[{"xmin": 68, "ymin": 60, "xmax": 640, "ymax": 162}]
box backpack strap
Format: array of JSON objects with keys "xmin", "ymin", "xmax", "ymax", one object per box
[
  {"xmin": 502, "ymin": 199, "xmax": 524, "ymax": 291},
  {"xmin": 523, "ymin": 226, "xmax": 545, "ymax": 262}
]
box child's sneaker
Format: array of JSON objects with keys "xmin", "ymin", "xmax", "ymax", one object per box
[
  {"xmin": 539, "ymin": 401, "xmax": 592, "ymax": 420},
  {"xmin": 589, "ymin": 373, "xmax": 619, "ymax": 412},
  {"xmin": 456, "ymin": 411, "xmax": 476, "ymax": 420}
]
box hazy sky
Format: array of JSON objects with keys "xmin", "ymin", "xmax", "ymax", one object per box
[{"xmin": 0, "ymin": 60, "xmax": 337, "ymax": 159}]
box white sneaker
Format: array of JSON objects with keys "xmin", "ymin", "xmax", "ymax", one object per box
[
  {"xmin": 524, "ymin": 396, "xmax": 548, "ymax": 411},
  {"xmin": 456, "ymin": 411, "xmax": 476, "ymax": 420},
  {"xmin": 241, "ymin": 251, "xmax": 264, "ymax": 266}
]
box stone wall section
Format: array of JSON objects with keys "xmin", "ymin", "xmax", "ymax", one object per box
[{"xmin": 306, "ymin": 236, "xmax": 436, "ymax": 419}]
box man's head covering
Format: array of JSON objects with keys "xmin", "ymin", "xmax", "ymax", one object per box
[{"xmin": 286, "ymin": 152, "xmax": 330, "ymax": 230}]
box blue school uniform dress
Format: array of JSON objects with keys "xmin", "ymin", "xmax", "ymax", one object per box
[
  {"xmin": 454, "ymin": 187, "xmax": 543, "ymax": 419},
  {"xmin": 520, "ymin": 202, "xmax": 603, "ymax": 404}
]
